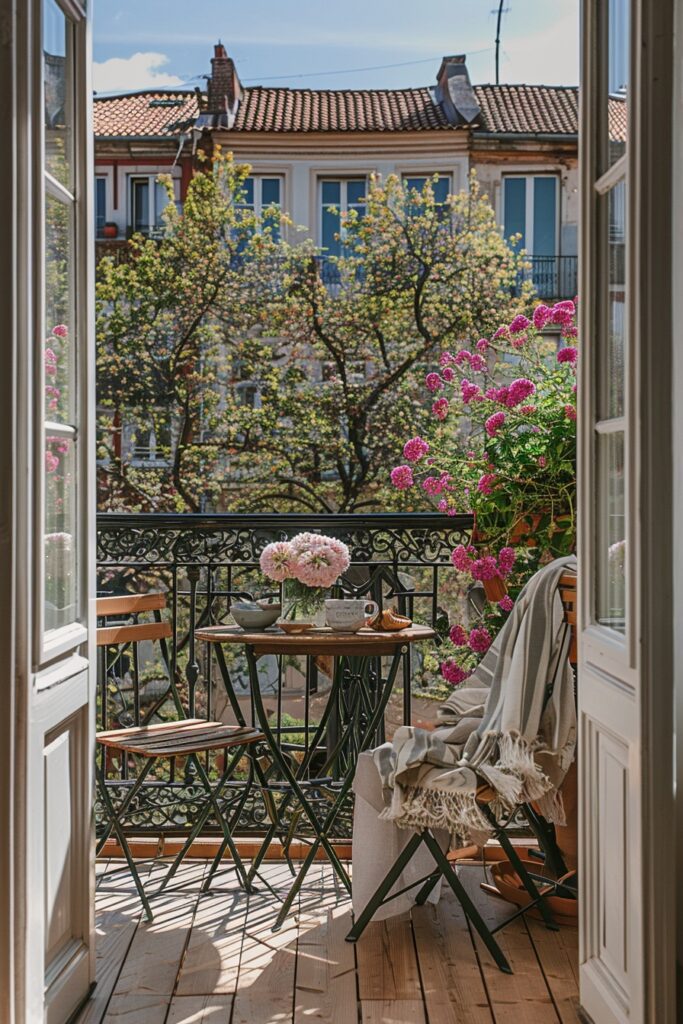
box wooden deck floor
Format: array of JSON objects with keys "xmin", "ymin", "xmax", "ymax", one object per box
[{"xmin": 81, "ymin": 857, "xmax": 580, "ymax": 1024}]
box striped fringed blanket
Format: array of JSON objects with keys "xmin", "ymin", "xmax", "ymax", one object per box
[{"xmin": 374, "ymin": 556, "xmax": 577, "ymax": 842}]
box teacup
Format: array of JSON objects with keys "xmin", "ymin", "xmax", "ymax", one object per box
[{"xmin": 325, "ymin": 599, "xmax": 379, "ymax": 633}]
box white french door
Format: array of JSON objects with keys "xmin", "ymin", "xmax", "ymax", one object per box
[
  {"xmin": 579, "ymin": 1, "xmax": 676, "ymax": 1022},
  {"xmin": 4, "ymin": 0, "xmax": 96, "ymax": 1021}
]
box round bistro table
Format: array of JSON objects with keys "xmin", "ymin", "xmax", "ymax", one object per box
[{"xmin": 194, "ymin": 623, "xmax": 436, "ymax": 929}]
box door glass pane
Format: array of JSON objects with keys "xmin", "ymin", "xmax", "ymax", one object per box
[
  {"xmin": 432, "ymin": 177, "xmax": 450, "ymax": 205},
  {"xmin": 504, "ymin": 177, "xmax": 526, "ymax": 249},
  {"xmin": 533, "ymin": 178, "xmax": 557, "ymax": 256},
  {"xmin": 43, "ymin": 0, "xmax": 72, "ymax": 190},
  {"xmin": 45, "ymin": 191, "xmax": 74, "ymax": 423},
  {"xmin": 45, "ymin": 434, "xmax": 78, "ymax": 632},
  {"xmin": 601, "ymin": 181, "xmax": 627, "ymax": 419},
  {"xmin": 607, "ymin": 0, "xmax": 629, "ymax": 167},
  {"xmin": 596, "ymin": 431, "xmax": 626, "ymax": 633}
]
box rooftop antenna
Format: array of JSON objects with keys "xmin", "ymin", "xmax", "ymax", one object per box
[{"xmin": 493, "ymin": 1, "xmax": 510, "ymax": 84}]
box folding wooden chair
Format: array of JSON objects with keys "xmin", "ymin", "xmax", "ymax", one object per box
[
  {"xmin": 346, "ymin": 572, "xmax": 578, "ymax": 975},
  {"xmin": 95, "ymin": 594, "xmax": 265, "ymax": 920}
]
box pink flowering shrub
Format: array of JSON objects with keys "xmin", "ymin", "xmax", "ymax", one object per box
[{"xmin": 391, "ymin": 300, "xmax": 578, "ymax": 688}]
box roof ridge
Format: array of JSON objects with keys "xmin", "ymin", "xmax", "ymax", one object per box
[
  {"xmin": 243, "ymin": 84, "xmax": 434, "ymax": 96},
  {"xmin": 94, "ymin": 88, "xmax": 197, "ymax": 102}
]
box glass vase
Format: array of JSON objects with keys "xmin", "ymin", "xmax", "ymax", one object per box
[{"xmin": 282, "ymin": 579, "xmax": 328, "ymax": 626}]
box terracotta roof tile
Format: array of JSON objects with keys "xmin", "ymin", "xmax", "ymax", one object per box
[
  {"xmin": 94, "ymin": 90, "xmax": 199, "ymax": 138},
  {"xmin": 93, "ymin": 83, "xmax": 586, "ymax": 139},
  {"xmin": 473, "ymin": 84, "xmax": 578, "ymax": 135},
  {"xmin": 231, "ymin": 85, "xmax": 452, "ymax": 132}
]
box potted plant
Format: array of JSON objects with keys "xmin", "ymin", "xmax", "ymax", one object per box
[{"xmin": 103, "ymin": 221, "xmax": 118, "ymax": 239}]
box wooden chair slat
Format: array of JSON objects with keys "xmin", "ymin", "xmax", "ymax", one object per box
[
  {"xmin": 96, "ymin": 718, "xmax": 206, "ymax": 741},
  {"xmin": 97, "ymin": 720, "xmax": 263, "ymax": 757},
  {"xmin": 96, "ymin": 593, "xmax": 167, "ymax": 615},
  {"xmin": 96, "ymin": 621, "xmax": 172, "ymax": 647}
]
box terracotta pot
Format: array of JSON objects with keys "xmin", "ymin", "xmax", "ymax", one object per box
[
  {"xmin": 482, "ymin": 576, "xmax": 508, "ymax": 603},
  {"xmin": 103, "ymin": 223, "xmax": 118, "ymax": 238},
  {"xmin": 489, "ymin": 858, "xmax": 578, "ymax": 926}
]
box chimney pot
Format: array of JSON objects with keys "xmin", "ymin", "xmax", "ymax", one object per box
[{"xmin": 435, "ymin": 54, "xmax": 480, "ymax": 126}]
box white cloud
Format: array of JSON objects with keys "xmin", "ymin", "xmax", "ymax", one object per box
[{"xmin": 93, "ymin": 52, "xmax": 185, "ymax": 94}]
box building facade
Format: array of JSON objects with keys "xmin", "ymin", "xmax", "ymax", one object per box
[{"xmin": 94, "ymin": 44, "xmax": 582, "ymax": 301}]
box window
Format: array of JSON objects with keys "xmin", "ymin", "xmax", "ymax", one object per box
[
  {"xmin": 95, "ymin": 176, "xmax": 107, "ymax": 237},
  {"xmin": 128, "ymin": 175, "xmax": 177, "ymax": 237},
  {"xmin": 403, "ymin": 174, "xmax": 451, "ymax": 207},
  {"xmin": 124, "ymin": 412, "xmax": 173, "ymax": 466},
  {"xmin": 503, "ymin": 175, "xmax": 558, "ymax": 256},
  {"xmin": 43, "ymin": 0, "xmax": 78, "ymax": 634},
  {"xmin": 320, "ymin": 179, "xmax": 366, "ymax": 257}
]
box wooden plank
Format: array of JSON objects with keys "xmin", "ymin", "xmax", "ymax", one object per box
[
  {"xmin": 231, "ymin": 862, "xmax": 301, "ymax": 1024},
  {"xmin": 360, "ymin": 1000, "xmax": 426, "ymax": 1024},
  {"xmin": 527, "ymin": 919, "xmax": 581, "ymax": 1023},
  {"xmin": 96, "ymin": 620, "xmax": 172, "ymax": 647},
  {"xmin": 412, "ymin": 891, "xmax": 494, "ymax": 1024},
  {"xmin": 105, "ymin": 892, "xmax": 198, "ymax": 1018},
  {"xmin": 176, "ymin": 889, "xmax": 250, "ymax": 995},
  {"xmin": 78, "ymin": 861, "xmax": 156, "ymax": 1024},
  {"xmin": 458, "ymin": 865, "xmax": 560, "ymax": 1024},
  {"xmin": 295, "ymin": 864, "xmax": 357, "ymax": 1024},
  {"xmin": 166, "ymin": 994, "xmax": 233, "ymax": 1023},
  {"xmin": 356, "ymin": 913, "xmax": 421, "ymax": 1001},
  {"xmin": 97, "ymin": 593, "xmax": 167, "ymax": 615}
]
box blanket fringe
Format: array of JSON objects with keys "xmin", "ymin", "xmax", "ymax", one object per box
[{"xmin": 382, "ymin": 732, "xmax": 565, "ymax": 841}]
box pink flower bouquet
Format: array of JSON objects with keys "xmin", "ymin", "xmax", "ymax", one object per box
[{"xmin": 259, "ymin": 531, "xmax": 351, "ymax": 619}]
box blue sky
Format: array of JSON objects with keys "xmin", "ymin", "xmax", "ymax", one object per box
[{"xmin": 93, "ymin": 0, "xmax": 579, "ymax": 95}]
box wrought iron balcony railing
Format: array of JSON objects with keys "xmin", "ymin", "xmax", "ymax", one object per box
[
  {"xmin": 516, "ymin": 255, "xmax": 578, "ymax": 302},
  {"xmin": 96, "ymin": 512, "xmax": 473, "ymax": 839}
]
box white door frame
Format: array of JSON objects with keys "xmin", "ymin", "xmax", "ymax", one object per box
[
  {"xmin": 579, "ymin": 0, "xmax": 676, "ymax": 1021},
  {"xmin": 0, "ymin": 1, "xmax": 96, "ymax": 1021}
]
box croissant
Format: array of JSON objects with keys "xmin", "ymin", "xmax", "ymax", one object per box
[{"xmin": 368, "ymin": 608, "xmax": 413, "ymax": 632}]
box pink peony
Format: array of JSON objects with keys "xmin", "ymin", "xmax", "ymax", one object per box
[
  {"xmin": 295, "ymin": 544, "xmax": 349, "ymax": 588},
  {"xmin": 469, "ymin": 627, "xmax": 492, "ymax": 653},
  {"xmin": 557, "ymin": 346, "xmax": 578, "ymax": 365},
  {"xmin": 52, "ymin": 324, "xmax": 68, "ymax": 337},
  {"xmin": 506, "ymin": 378, "xmax": 536, "ymax": 407},
  {"xmin": 441, "ymin": 660, "xmax": 470, "ymax": 686},
  {"xmin": 432, "ymin": 397, "xmax": 449, "ymax": 420},
  {"xmin": 509, "ymin": 314, "xmax": 531, "ymax": 334},
  {"xmin": 533, "ymin": 304, "xmax": 551, "ymax": 329},
  {"xmin": 499, "ymin": 595, "xmax": 514, "ymax": 612},
  {"xmin": 45, "ymin": 451, "xmax": 59, "ymax": 473},
  {"xmin": 449, "ymin": 624, "xmax": 469, "ymax": 646},
  {"xmin": 391, "ymin": 464, "xmax": 414, "ymax": 489},
  {"xmin": 425, "ymin": 372, "xmax": 443, "ymax": 392},
  {"xmin": 45, "ymin": 347, "xmax": 57, "ymax": 377},
  {"xmin": 485, "ymin": 411, "xmax": 506, "ymax": 437},
  {"xmin": 259, "ymin": 541, "xmax": 296, "ymax": 582},
  {"xmin": 403, "ymin": 436, "xmax": 430, "ymax": 462}
]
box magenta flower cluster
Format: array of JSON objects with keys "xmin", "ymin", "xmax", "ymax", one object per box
[
  {"xmin": 451, "ymin": 544, "xmax": 516, "ymax": 582},
  {"xmin": 403, "ymin": 436, "xmax": 430, "ymax": 462}
]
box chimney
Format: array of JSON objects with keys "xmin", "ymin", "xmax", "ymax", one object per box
[
  {"xmin": 207, "ymin": 41, "xmax": 242, "ymax": 115},
  {"xmin": 435, "ymin": 55, "xmax": 480, "ymax": 126}
]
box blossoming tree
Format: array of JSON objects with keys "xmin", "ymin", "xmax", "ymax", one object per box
[{"xmin": 96, "ymin": 157, "xmax": 530, "ymax": 513}]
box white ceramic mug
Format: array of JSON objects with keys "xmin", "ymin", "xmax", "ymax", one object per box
[{"xmin": 324, "ymin": 598, "xmax": 379, "ymax": 633}]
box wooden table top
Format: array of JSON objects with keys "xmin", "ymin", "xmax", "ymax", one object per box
[{"xmin": 194, "ymin": 623, "xmax": 436, "ymax": 657}]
